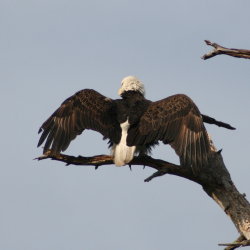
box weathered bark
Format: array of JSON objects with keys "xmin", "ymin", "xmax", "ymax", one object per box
[
  {"xmin": 202, "ymin": 40, "xmax": 250, "ymax": 60},
  {"xmin": 36, "ymin": 150, "xmax": 250, "ymax": 247},
  {"xmin": 201, "ymin": 40, "xmax": 250, "ymax": 246}
]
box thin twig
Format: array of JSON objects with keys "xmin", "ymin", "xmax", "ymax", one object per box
[
  {"xmin": 219, "ymin": 235, "xmax": 246, "ymax": 250},
  {"xmin": 219, "ymin": 240, "xmax": 250, "ymax": 249}
]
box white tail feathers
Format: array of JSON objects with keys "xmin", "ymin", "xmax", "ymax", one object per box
[
  {"xmin": 112, "ymin": 120, "xmax": 136, "ymax": 166},
  {"xmin": 112, "ymin": 143, "xmax": 136, "ymax": 166}
]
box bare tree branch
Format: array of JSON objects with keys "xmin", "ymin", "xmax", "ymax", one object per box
[
  {"xmin": 220, "ymin": 235, "xmax": 246, "ymax": 250},
  {"xmin": 219, "ymin": 236, "xmax": 250, "ymax": 250},
  {"xmin": 202, "ymin": 40, "xmax": 250, "ymax": 60},
  {"xmin": 223, "ymin": 235, "xmax": 245, "ymax": 250},
  {"xmin": 36, "ymin": 149, "xmax": 250, "ymax": 244},
  {"xmin": 36, "ymin": 152, "xmax": 192, "ymax": 181}
]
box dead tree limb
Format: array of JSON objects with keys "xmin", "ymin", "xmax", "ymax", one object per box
[
  {"xmin": 202, "ymin": 40, "xmax": 250, "ymax": 60},
  {"xmin": 219, "ymin": 235, "xmax": 250, "ymax": 249},
  {"xmin": 221, "ymin": 234, "xmax": 246, "ymax": 250},
  {"xmin": 36, "ymin": 149, "xmax": 250, "ymax": 248}
]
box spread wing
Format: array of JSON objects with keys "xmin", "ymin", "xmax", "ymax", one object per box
[
  {"xmin": 127, "ymin": 94, "xmax": 211, "ymax": 173},
  {"xmin": 37, "ymin": 89, "xmax": 121, "ymax": 154}
]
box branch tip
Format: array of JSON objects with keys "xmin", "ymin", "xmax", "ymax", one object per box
[
  {"xmin": 218, "ymin": 240, "xmax": 250, "ymax": 248},
  {"xmin": 144, "ymin": 170, "xmax": 168, "ymax": 182},
  {"xmin": 204, "ymin": 40, "xmax": 213, "ymax": 46},
  {"xmin": 217, "ymin": 149, "xmax": 223, "ymax": 154},
  {"xmin": 219, "ymin": 235, "xmax": 249, "ymax": 250}
]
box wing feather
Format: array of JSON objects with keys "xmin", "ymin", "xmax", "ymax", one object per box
[
  {"xmin": 38, "ymin": 89, "xmax": 120, "ymax": 154},
  {"xmin": 127, "ymin": 94, "xmax": 211, "ymax": 173}
]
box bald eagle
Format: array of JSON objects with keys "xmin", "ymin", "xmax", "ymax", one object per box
[{"xmin": 38, "ymin": 76, "xmax": 234, "ymax": 174}]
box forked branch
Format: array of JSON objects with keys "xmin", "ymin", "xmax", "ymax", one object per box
[
  {"xmin": 202, "ymin": 40, "xmax": 250, "ymax": 60},
  {"xmin": 219, "ymin": 237, "xmax": 250, "ymax": 250}
]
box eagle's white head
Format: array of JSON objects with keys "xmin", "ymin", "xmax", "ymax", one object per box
[{"xmin": 118, "ymin": 76, "xmax": 145, "ymax": 96}]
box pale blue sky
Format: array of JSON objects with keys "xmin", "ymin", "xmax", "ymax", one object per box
[{"xmin": 1, "ymin": 0, "xmax": 250, "ymax": 250}]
